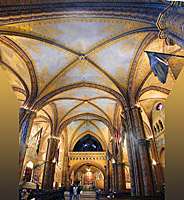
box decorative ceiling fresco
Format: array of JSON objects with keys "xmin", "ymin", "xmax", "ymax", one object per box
[
  {"xmin": 0, "ymin": 3, "xmax": 183, "ymax": 141},
  {"xmin": 0, "ymin": 0, "xmax": 169, "ymax": 7},
  {"xmin": 0, "ymin": 40, "xmax": 32, "ymax": 93}
]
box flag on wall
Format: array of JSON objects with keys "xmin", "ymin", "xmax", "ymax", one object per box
[
  {"xmin": 55, "ymin": 145, "xmax": 60, "ymax": 164},
  {"xmin": 114, "ymin": 128, "xmax": 121, "ymax": 155},
  {"xmin": 114, "ymin": 128, "xmax": 121, "ymax": 144},
  {"xmin": 21, "ymin": 117, "xmax": 30, "ymax": 144},
  {"xmin": 115, "ymin": 142, "xmax": 118, "ymax": 155},
  {"xmin": 36, "ymin": 127, "xmax": 43, "ymax": 155},
  {"xmin": 145, "ymin": 51, "xmax": 171, "ymax": 84},
  {"xmin": 121, "ymin": 124, "xmax": 126, "ymax": 144}
]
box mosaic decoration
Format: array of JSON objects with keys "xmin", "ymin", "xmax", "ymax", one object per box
[
  {"xmin": 88, "ymin": 32, "xmax": 149, "ymax": 92},
  {"xmin": 3, "ymin": 18, "xmax": 151, "ymax": 53},
  {"xmin": 55, "ymin": 99, "xmax": 82, "ymax": 122},
  {"xmin": 7, "ymin": 36, "xmax": 77, "ymax": 92},
  {"xmin": 0, "ymin": 41, "xmax": 32, "ymax": 92},
  {"xmin": 141, "ymin": 69, "xmax": 175, "ymax": 91},
  {"xmin": 168, "ymin": 48, "xmax": 184, "ymax": 79},
  {"xmin": 0, "ymin": 65, "xmax": 25, "ymax": 91},
  {"xmin": 49, "ymin": 87, "xmax": 115, "ymax": 100},
  {"xmin": 133, "ymin": 38, "xmax": 181, "ymax": 99}
]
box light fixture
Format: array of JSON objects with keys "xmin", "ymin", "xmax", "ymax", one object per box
[
  {"xmin": 110, "ymin": 136, "xmax": 114, "ymax": 142},
  {"xmin": 148, "ymin": 136, "xmax": 153, "ymax": 139},
  {"xmin": 152, "ymin": 159, "xmax": 157, "ymax": 165}
]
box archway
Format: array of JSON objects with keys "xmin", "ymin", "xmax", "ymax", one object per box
[
  {"xmin": 69, "ymin": 160, "xmax": 107, "ymax": 189},
  {"xmin": 23, "ymin": 161, "xmax": 34, "ymax": 182},
  {"xmin": 70, "ymin": 162, "xmax": 105, "ymax": 190}
]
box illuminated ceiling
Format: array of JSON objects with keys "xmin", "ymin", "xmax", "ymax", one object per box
[{"xmin": 0, "ymin": 1, "xmax": 183, "ymax": 139}]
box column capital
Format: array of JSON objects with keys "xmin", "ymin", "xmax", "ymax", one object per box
[
  {"xmin": 122, "ymin": 105, "xmax": 141, "ymax": 114},
  {"xmin": 19, "ymin": 107, "xmax": 36, "ymax": 115},
  {"xmin": 117, "ymin": 162, "xmax": 125, "ymax": 166},
  {"xmin": 136, "ymin": 139, "xmax": 151, "ymax": 147},
  {"xmin": 47, "ymin": 137, "xmax": 60, "ymax": 143}
]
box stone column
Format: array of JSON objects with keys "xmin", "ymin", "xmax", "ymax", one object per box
[
  {"xmin": 149, "ymin": 139, "xmax": 163, "ymax": 193},
  {"xmin": 136, "ymin": 139, "xmax": 154, "ymax": 196},
  {"xmin": 109, "ymin": 160, "xmax": 113, "ymax": 189},
  {"xmin": 19, "ymin": 110, "xmax": 36, "ymax": 182},
  {"xmin": 19, "ymin": 108, "xmax": 27, "ymax": 129},
  {"xmin": 42, "ymin": 137, "xmax": 60, "ymax": 190},
  {"xmin": 123, "ymin": 110, "xmax": 143, "ymax": 196},
  {"xmin": 112, "ymin": 162, "xmax": 116, "ymax": 190},
  {"xmin": 131, "ymin": 106, "xmax": 155, "ymax": 196},
  {"xmin": 104, "ymin": 176, "xmax": 108, "ymax": 191},
  {"xmin": 62, "ymin": 152, "xmax": 70, "ymax": 189},
  {"xmin": 124, "ymin": 130, "xmax": 136, "ymax": 196},
  {"xmin": 117, "ymin": 162, "xmax": 126, "ymax": 192},
  {"xmin": 104, "ymin": 163, "xmax": 108, "ymax": 190}
]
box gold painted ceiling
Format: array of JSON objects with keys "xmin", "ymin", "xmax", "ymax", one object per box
[{"xmin": 0, "ymin": 7, "xmax": 183, "ymax": 138}]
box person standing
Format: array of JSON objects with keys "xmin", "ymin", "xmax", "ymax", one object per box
[
  {"xmin": 96, "ymin": 189, "xmax": 101, "ymax": 200},
  {"xmin": 21, "ymin": 189, "xmax": 29, "ymax": 200},
  {"xmin": 77, "ymin": 184, "xmax": 82, "ymax": 200},
  {"xmin": 107, "ymin": 188, "xmax": 114, "ymax": 198},
  {"xmin": 69, "ymin": 183, "xmax": 74, "ymax": 200},
  {"xmin": 60, "ymin": 184, "xmax": 66, "ymax": 200},
  {"xmin": 73, "ymin": 184, "xmax": 78, "ymax": 200}
]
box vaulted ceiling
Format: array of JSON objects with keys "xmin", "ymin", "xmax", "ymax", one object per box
[{"xmin": 0, "ymin": 1, "xmax": 183, "ymax": 139}]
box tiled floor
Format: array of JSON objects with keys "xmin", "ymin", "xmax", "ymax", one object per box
[
  {"xmin": 64, "ymin": 191, "xmax": 165, "ymax": 200},
  {"xmin": 65, "ymin": 191, "xmax": 96, "ymax": 199}
]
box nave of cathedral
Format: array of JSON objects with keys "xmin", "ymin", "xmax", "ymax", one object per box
[{"xmin": 0, "ymin": 1, "xmax": 184, "ymax": 199}]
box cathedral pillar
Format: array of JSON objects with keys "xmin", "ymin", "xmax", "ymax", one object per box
[
  {"xmin": 157, "ymin": 2, "xmax": 184, "ymax": 48},
  {"xmin": 104, "ymin": 176, "xmax": 108, "ymax": 191},
  {"xmin": 19, "ymin": 110, "xmax": 36, "ymax": 182},
  {"xmin": 123, "ymin": 110, "xmax": 142, "ymax": 196},
  {"xmin": 117, "ymin": 162, "xmax": 126, "ymax": 192},
  {"xmin": 19, "ymin": 108, "xmax": 27, "ymax": 129},
  {"xmin": 104, "ymin": 163, "xmax": 108, "ymax": 190},
  {"xmin": 125, "ymin": 131, "xmax": 136, "ymax": 196},
  {"xmin": 131, "ymin": 106, "xmax": 155, "ymax": 196},
  {"xmin": 109, "ymin": 160, "xmax": 113, "ymax": 189},
  {"xmin": 112, "ymin": 162, "xmax": 117, "ymax": 191},
  {"xmin": 62, "ymin": 151, "xmax": 70, "ymax": 189},
  {"xmin": 149, "ymin": 139, "xmax": 164, "ymax": 194},
  {"xmin": 42, "ymin": 137, "xmax": 60, "ymax": 190}
]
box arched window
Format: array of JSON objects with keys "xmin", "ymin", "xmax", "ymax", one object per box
[
  {"xmin": 154, "ymin": 126, "xmax": 157, "ymax": 135},
  {"xmin": 156, "ymin": 123, "xmax": 160, "ymax": 133},
  {"xmin": 159, "ymin": 120, "xmax": 164, "ymax": 131},
  {"xmin": 73, "ymin": 134, "xmax": 103, "ymax": 152},
  {"xmin": 156, "ymin": 103, "xmax": 163, "ymax": 111},
  {"xmin": 23, "ymin": 161, "xmax": 34, "ymax": 182}
]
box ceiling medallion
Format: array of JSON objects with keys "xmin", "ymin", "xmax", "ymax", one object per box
[{"xmin": 79, "ymin": 56, "xmax": 86, "ymax": 61}]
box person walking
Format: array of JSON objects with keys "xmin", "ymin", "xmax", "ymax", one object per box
[
  {"xmin": 59, "ymin": 184, "xmax": 66, "ymax": 200},
  {"xmin": 69, "ymin": 183, "xmax": 74, "ymax": 200}
]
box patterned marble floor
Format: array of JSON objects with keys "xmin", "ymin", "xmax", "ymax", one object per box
[
  {"xmin": 65, "ymin": 191, "xmax": 96, "ymax": 199},
  {"xmin": 64, "ymin": 191, "xmax": 165, "ymax": 200}
]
